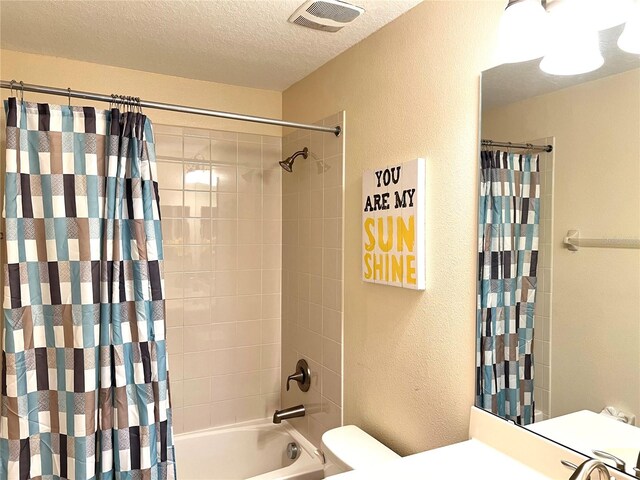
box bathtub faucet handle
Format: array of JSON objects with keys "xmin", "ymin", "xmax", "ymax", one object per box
[
  {"xmin": 286, "ymin": 359, "xmax": 311, "ymax": 392},
  {"xmin": 286, "ymin": 372, "xmax": 304, "ymax": 391}
]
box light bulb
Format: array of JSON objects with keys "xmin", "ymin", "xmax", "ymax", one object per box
[
  {"xmin": 618, "ymin": 1, "xmax": 640, "ymax": 54},
  {"xmin": 540, "ymin": 0, "xmax": 604, "ymax": 75},
  {"xmin": 497, "ymin": 0, "xmax": 550, "ymax": 64}
]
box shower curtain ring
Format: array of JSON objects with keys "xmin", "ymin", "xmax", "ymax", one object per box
[
  {"xmin": 19, "ymin": 81, "xmax": 24, "ymax": 102},
  {"xmin": 67, "ymin": 87, "xmax": 71, "ymax": 107},
  {"xmin": 9, "ymin": 79, "xmax": 15, "ymax": 98}
]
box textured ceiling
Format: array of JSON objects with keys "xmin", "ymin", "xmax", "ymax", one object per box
[
  {"xmin": 0, "ymin": 0, "xmax": 422, "ymax": 91},
  {"xmin": 482, "ymin": 25, "xmax": 640, "ymax": 110}
]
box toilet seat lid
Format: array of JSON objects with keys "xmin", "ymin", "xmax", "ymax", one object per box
[{"xmin": 321, "ymin": 425, "xmax": 400, "ymax": 469}]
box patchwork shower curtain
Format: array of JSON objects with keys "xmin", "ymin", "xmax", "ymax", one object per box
[
  {"xmin": 476, "ymin": 149, "xmax": 539, "ymax": 426},
  {"xmin": 0, "ymin": 99, "xmax": 175, "ymax": 479}
]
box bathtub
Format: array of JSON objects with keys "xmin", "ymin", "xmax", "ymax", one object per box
[{"xmin": 174, "ymin": 418, "xmax": 324, "ymax": 480}]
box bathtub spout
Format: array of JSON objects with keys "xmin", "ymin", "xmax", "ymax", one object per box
[{"xmin": 273, "ymin": 405, "xmax": 305, "ymax": 424}]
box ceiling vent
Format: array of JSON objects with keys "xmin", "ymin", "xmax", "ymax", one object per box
[{"xmin": 288, "ymin": 0, "xmax": 364, "ymax": 33}]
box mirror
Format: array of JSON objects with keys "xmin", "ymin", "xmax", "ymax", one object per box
[{"xmin": 478, "ymin": 23, "xmax": 640, "ymax": 476}]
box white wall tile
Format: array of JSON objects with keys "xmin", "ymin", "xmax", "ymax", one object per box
[
  {"xmin": 214, "ymin": 246, "xmax": 238, "ymax": 271},
  {"xmin": 237, "ymin": 295, "xmax": 262, "ymax": 321},
  {"xmin": 261, "ymin": 344, "xmax": 281, "ymax": 368},
  {"xmin": 211, "ymin": 165, "xmax": 237, "ymax": 193},
  {"xmin": 165, "ymin": 299, "xmax": 184, "ymax": 328},
  {"xmin": 183, "ymin": 325, "xmax": 214, "ymax": 352},
  {"xmin": 238, "ymin": 168, "xmax": 263, "ymax": 194},
  {"xmin": 158, "ymin": 161, "xmax": 184, "ymax": 190},
  {"xmin": 157, "ymin": 125, "xmax": 282, "ymax": 433},
  {"xmin": 159, "ymin": 190, "xmax": 184, "ymax": 218},
  {"xmin": 184, "ymin": 136, "xmax": 211, "ymax": 161},
  {"xmin": 212, "ymin": 296, "xmax": 239, "ymax": 323},
  {"xmin": 162, "ymin": 218, "xmax": 183, "ymax": 245},
  {"xmin": 182, "ymin": 404, "xmax": 211, "ymax": 432},
  {"xmin": 211, "ymin": 372, "xmax": 261, "ymax": 401},
  {"xmin": 184, "ymin": 162, "xmax": 211, "ymax": 191},
  {"xmin": 234, "ymin": 396, "xmax": 264, "ymax": 423},
  {"xmin": 238, "ymin": 270, "xmax": 262, "ymax": 295},
  {"xmin": 183, "ymin": 219, "xmax": 212, "ymax": 245},
  {"xmin": 236, "ymin": 320, "xmax": 262, "ymax": 347},
  {"xmin": 156, "ymin": 134, "xmax": 183, "ymax": 158},
  {"xmin": 262, "ymin": 270, "xmax": 281, "ymax": 295},
  {"xmin": 280, "ymin": 114, "xmax": 344, "ymax": 446},
  {"xmin": 169, "ymin": 354, "xmax": 184, "ymax": 381},
  {"xmin": 184, "ymin": 191, "xmax": 210, "ymax": 218},
  {"xmin": 183, "ymin": 297, "xmax": 210, "ymax": 326},
  {"xmin": 212, "ymin": 219, "xmax": 237, "ymax": 245},
  {"xmin": 238, "ymin": 194, "xmax": 263, "ymax": 220},
  {"xmin": 262, "ymin": 294, "xmax": 281, "ymax": 320},
  {"xmin": 211, "ymin": 140, "xmax": 237, "ymax": 165},
  {"xmin": 171, "ymin": 380, "xmax": 184, "ymax": 408},
  {"xmin": 322, "ymin": 367, "xmax": 342, "ymax": 407},
  {"xmin": 183, "ymin": 377, "xmax": 211, "ymax": 406},
  {"xmin": 212, "ymin": 193, "xmax": 238, "ymax": 219},
  {"xmin": 261, "ymin": 319, "xmax": 280, "ymax": 344},
  {"xmin": 183, "ymin": 272, "xmax": 213, "ymax": 298},
  {"xmin": 210, "ymin": 400, "xmax": 236, "ymax": 427},
  {"xmin": 183, "ymin": 352, "xmax": 213, "ymax": 379},
  {"xmin": 166, "ymin": 327, "xmax": 183, "ymax": 354},
  {"xmin": 237, "ymin": 246, "xmax": 262, "ymax": 270}
]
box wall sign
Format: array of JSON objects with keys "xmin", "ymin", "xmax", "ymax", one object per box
[{"xmin": 362, "ymin": 158, "xmax": 425, "ymax": 290}]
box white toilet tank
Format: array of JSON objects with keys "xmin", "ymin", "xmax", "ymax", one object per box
[{"xmin": 321, "ymin": 425, "xmax": 400, "ymax": 476}]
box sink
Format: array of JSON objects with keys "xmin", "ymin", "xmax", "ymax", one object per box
[{"xmin": 527, "ymin": 410, "xmax": 640, "ymax": 475}]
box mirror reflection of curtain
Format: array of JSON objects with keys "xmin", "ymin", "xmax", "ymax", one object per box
[
  {"xmin": 476, "ymin": 149, "xmax": 540, "ymax": 426},
  {"xmin": 1, "ymin": 99, "xmax": 176, "ymax": 479}
]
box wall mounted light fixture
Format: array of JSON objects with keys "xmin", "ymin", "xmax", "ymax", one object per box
[
  {"xmin": 540, "ymin": 0, "xmax": 604, "ymax": 75},
  {"xmin": 496, "ymin": 0, "xmax": 640, "ymax": 75},
  {"xmin": 497, "ymin": 0, "xmax": 549, "ymax": 63}
]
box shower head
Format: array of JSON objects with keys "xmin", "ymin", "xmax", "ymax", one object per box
[{"xmin": 279, "ymin": 147, "xmax": 308, "ymax": 172}]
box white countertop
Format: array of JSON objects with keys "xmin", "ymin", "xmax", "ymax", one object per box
[
  {"xmin": 527, "ymin": 410, "xmax": 640, "ymax": 476},
  {"xmin": 330, "ymin": 439, "xmax": 551, "ymax": 479}
]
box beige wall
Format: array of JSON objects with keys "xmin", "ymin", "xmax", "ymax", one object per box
[
  {"xmin": 0, "ymin": 49, "xmax": 282, "ymax": 136},
  {"xmin": 283, "ymin": 1, "xmax": 504, "ymax": 455},
  {"xmin": 482, "ymin": 69, "xmax": 640, "ymax": 421},
  {"xmin": 153, "ymin": 125, "xmax": 283, "ymax": 434}
]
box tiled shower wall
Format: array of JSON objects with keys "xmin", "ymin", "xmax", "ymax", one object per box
[
  {"xmin": 155, "ymin": 125, "xmax": 282, "ymax": 433},
  {"xmin": 534, "ymin": 137, "xmax": 554, "ymax": 421},
  {"xmin": 281, "ymin": 113, "xmax": 345, "ymax": 447}
]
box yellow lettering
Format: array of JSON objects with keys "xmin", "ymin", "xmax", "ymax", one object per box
[
  {"xmin": 384, "ymin": 254, "xmax": 390, "ymax": 282},
  {"xmin": 406, "ymin": 255, "xmax": 416, "ymax": 285},
  {"xmin": 391, "ymin": 255, "xmax": 403, "ymax": 283},
  {"xmin": 373, "ymin": 253, "xmax": 384, "ymax": 280},
  {"xmin": 378, "ymin": 217, "xmax": 393, "ymax": 252},
  {"xmin": 397, "ymin": 216, "xmax": 415, "ymax": 252},
  {"xmin": 364, "ymin": 218, "xmax": 375, "ymax": 251},
  {"xmin": 364, "ymin": 253, "xmax": 373, "ymax": 280}
]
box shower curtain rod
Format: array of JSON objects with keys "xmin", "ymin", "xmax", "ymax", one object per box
[
  {"xmin": 0, "ymin": 80, "xmax": 341, "ymax": 136},
  {"xmin": 482, "ymin": 139, "xmax": 553, "ymax": 153}
]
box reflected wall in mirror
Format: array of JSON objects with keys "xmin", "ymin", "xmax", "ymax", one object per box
[{"xmin": 477, "ymin": 23, "xmax": 640, "ymax": 477}]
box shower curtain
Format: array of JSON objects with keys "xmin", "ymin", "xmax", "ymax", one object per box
[
  {"xmin": 476, "ymin": 149, "xmax": 539, "ymax": 426},
  {"xmin": 0, "ymin": 99, "xmax": 175, "ymax": 479}
]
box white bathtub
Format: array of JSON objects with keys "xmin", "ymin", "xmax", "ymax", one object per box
[{"xmin": 174, "ymin": 418, "xmax": 324, "ymax": 480}]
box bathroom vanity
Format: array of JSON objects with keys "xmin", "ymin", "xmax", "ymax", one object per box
[{"xmin": 331, "ymin": 408, "xmax": 638, "ymax": 479}]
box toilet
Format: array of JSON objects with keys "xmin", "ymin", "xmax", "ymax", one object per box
[{"xmin": 321, "ymin": 425, "xmax": 401, "ymax": 476}]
